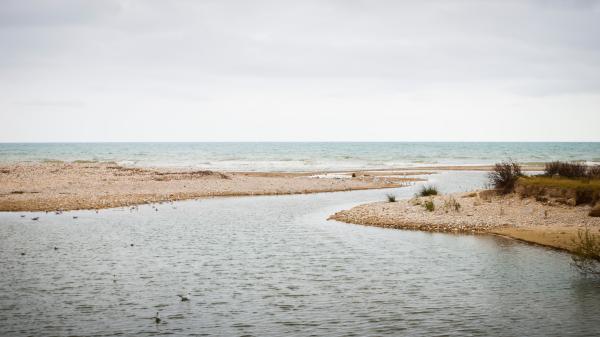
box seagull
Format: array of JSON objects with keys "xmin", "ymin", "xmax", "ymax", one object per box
[
  {"xmin": 73, "ymin": 216, "xmax": 78, "ymax": 219},
  {"xmin": 32, "ymin": 217, "xmax": 39, "ymax": 221},
  {"xmin": 177, "ymin": 293, "xmax": 190, "ymax": 302},
  {"xmin": 154, "ymin": 312, "xmax": 161, "ymax": 324},
  {"xmin": 20, "ymin": 215, "xmax": 25, "ymax": 218},
  {"xmin": 113, "ymin": 274, "xmax": 117, "ymax": 283}
]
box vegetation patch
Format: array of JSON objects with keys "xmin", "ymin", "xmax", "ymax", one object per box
[
  {"xmin": 571, "ymin": 227, "xmax": 600, "ymax": 276},
  {"xmin": 386, "ymin": 194, "xmax": 396, "ymax": 202},
  {"xmin": 418, "ymin": 185, "xmax": 438, "ymax": 197},
  {"xmin": 488, "ymin": 160, "xmax": 523, "ymax": 194},
  {"xmin": 544, "ymin": 161, "xmax": 588, "ymax": 178},
  {"xmin": 443, "ymin": 197, "xmax": 461, "ymax": 212},
  {"xmin": 516, "ymin": 176, "xmax": 600, "ymax": 206},
  {"xmin": 423, "ymin": 199, "xmax": 435, "ymax": 212}
]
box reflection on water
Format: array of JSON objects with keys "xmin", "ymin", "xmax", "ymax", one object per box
[{"xmin": 1, "ymin": 172, "xmax": 599, "ymax": 336}]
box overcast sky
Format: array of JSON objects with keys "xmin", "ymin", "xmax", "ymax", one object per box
[{"xmin": 1, "ymin": 0, "xmax": 599, "ymax": 142}]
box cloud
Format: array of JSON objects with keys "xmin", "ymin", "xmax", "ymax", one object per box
[{"xmin": 0, "ymin": 0, "xmax": 599, "ymax": 141}]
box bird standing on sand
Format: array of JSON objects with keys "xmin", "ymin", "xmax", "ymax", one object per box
[
  {"xmin": 154, "ymin": 312, "xmax": 161, "ymax": 324},
  {"xmin": 177, "ymin": 293, "xmax": 190, "ymax": 301}
]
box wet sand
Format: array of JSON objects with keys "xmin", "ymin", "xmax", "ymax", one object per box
[
  {"xmin": 329, "ymin": 191, "xmax": 600, "ymax": 253},
  {"xmin": 0, "ymin": 162, "xmax": 422, "ymax": 212}
]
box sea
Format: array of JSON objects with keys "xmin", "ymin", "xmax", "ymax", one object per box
[{"xmin": 0, "ymin": 142, "xmax": 598, "ymax": 171}]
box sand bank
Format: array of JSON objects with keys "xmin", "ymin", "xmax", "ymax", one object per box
[
  {"xmin": 329, "ymin": 191, "xmax": 600, "ymax": 253},
  {"xmin": 0, "ymin": 162, "xmax": 424, "ymax": 212}
]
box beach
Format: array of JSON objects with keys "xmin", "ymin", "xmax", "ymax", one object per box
[
  {"xmin": 2, "ymin": 159, "xmax": 597, "ymax": 255},
  {"xmin": 329, "ymin": 190, "xmax": 600, "ymax": 254},
  {"xmin": 0, "ymin": 161, "xmax": 421, "ymax": 212}
]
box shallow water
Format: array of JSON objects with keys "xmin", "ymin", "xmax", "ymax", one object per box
[{"xmin": 1, "ymin": 172, "xmax": 599, "ymax": 336}]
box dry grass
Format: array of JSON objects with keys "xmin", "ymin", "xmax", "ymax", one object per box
[
  {"xmin": 519, "ymin": 176, "xmax": 600, "ymax": 190},
  {"xmin": 517, "ymin": 176, "xmax": 600, "ymax": 206}
]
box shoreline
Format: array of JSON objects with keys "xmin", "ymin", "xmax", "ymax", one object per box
[
  {"xmin": 0, "ymin": 162, "xmax": 424, "ymax": 212},
  {"xmin": 329, "ymin": 190, "xmax": 600, "ymax": 254}
]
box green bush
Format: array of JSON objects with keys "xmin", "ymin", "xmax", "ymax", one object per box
[{"xmin": 386, "ymin": 194, "xmax": 396, "ymax": 202}]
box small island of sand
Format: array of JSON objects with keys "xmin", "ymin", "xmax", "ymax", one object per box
[
  {"xmin": 0, "ymin": 161, "xmax": 423, "ymax": 212},
  {"xmin": 330, "ymin": 162, "xmax": 600, "ymax": 255},
  {"xmin": 329, "ymin": 190, "xmax": 600, "ymax": 253}
]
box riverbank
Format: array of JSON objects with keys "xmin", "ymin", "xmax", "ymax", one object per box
[
  {"xmin": 329, "ymin": 190, "xmax": 600, "ymax": 253},
  {"xmin": 0, "ymin": 162, "xmax": 427, "ymax": 212}
]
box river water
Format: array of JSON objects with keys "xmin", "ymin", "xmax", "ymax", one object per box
[{"xmin": 1, "ymin": 172, "xmax": 599, "ymax": 336}]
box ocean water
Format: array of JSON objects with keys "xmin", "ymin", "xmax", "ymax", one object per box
[{"xmin": 0, "ymin": 142, "xmax": 599, "ymax": 171}]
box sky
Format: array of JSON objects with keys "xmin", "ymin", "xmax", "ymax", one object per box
[{"xmin": 1, "ymin": 0, "xmax": 600, "ymax": 142}]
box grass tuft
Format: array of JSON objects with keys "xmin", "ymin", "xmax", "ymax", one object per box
[
  {"xmin": 423, "ymin": 200, "xmax": 435, "ymax": 212},
  {"xmin": 443, "ymin": 197, "xmax": 461, "ymax": 212},
  {"xmin": 571, "ymin": 227, "xmax": 600, "ymax": 276},
  {"xmin": 386, "ymin": 194, "xmax": 396, "ymax": 202},
  {"xmin": 418, "ymin": 185, "xmax": 438, "ymax": 197}
]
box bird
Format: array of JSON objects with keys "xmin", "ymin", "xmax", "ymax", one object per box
[
  {"xmin": 20, "ymin": 215, "xmax": 25, "ymax": 218},
  {"xmin": 31, "ymin": 217, "xmax": 39, "ymax": 221},
  {"xmin": 73, "ymin": 216, "xmax": 78, "ymax": 219},
  {"xmin": 113, "ymin": 274, "xmax": 117, "ymax": 283},
  {"xmin": 20, "ymin": 252, "xmax": 25, "ymax": 256},
  {"xmin": 53, "ymin": 247, "xmax": 58, "ymax": 251},
  {"xmin": 154, "ymin": 312, "xmax": 161, "ymax": 324},
  {"xmin": 177, "ymin": 293, "xmax": 190, "ymax": 302}
]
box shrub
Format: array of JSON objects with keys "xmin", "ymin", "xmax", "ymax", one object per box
[
  {"xmin": 424, "ymin": 200, "xmax": 435, "ymax": 212},
  {"xmin": 443, "ymin": 197, "xmax": 461, "ymax": 212},
  {"xmin": 588, "ymin": 166, "xmax": 600, "ymax": 179},
  {"xmin": 544, "ymin": 161, "xmax": 561, "ymax": 176},
  {"xmin": 488, "ymin": 160, "xmax": 523, "ymax": 194},
  {"xmin": 386, "ymin": 194, "xmax": 396, "ymax": 202},
  {"xmin": 571, "ymin": 227, "xmax": 600, "ymax": 276},
  {"xmin": 418, "ymin": 185, "xmax": 438, "ymax": 197},
  {"xmin": 544, "ymin": 161, "xmax": 588, "ymax": 178}
]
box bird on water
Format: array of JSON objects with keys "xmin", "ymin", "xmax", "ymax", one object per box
[
  {"xmin": 154, "ymin": 312, "xmax": 161, "ymax": 324},
  {"xmin": 177, "ymin": 293, "xmax": 190, "ymax": 302}
]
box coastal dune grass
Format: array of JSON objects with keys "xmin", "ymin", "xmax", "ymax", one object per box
[{"xmin": 418, "ymin": 185, "xmax": 438, "ymax": 197}]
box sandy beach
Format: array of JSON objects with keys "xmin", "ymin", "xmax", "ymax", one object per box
[
  {"xmin": 0, "ymin": 162, "xmax": 424, "ymax": 212},
  {"xmin": 329, "ymin": 190, "xmax": 600, "ymax": 253}
]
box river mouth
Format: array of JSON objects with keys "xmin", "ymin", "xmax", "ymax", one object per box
[{"xmin": 1, "ymin": 171, "xmax": 599, "ymax": 336}]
